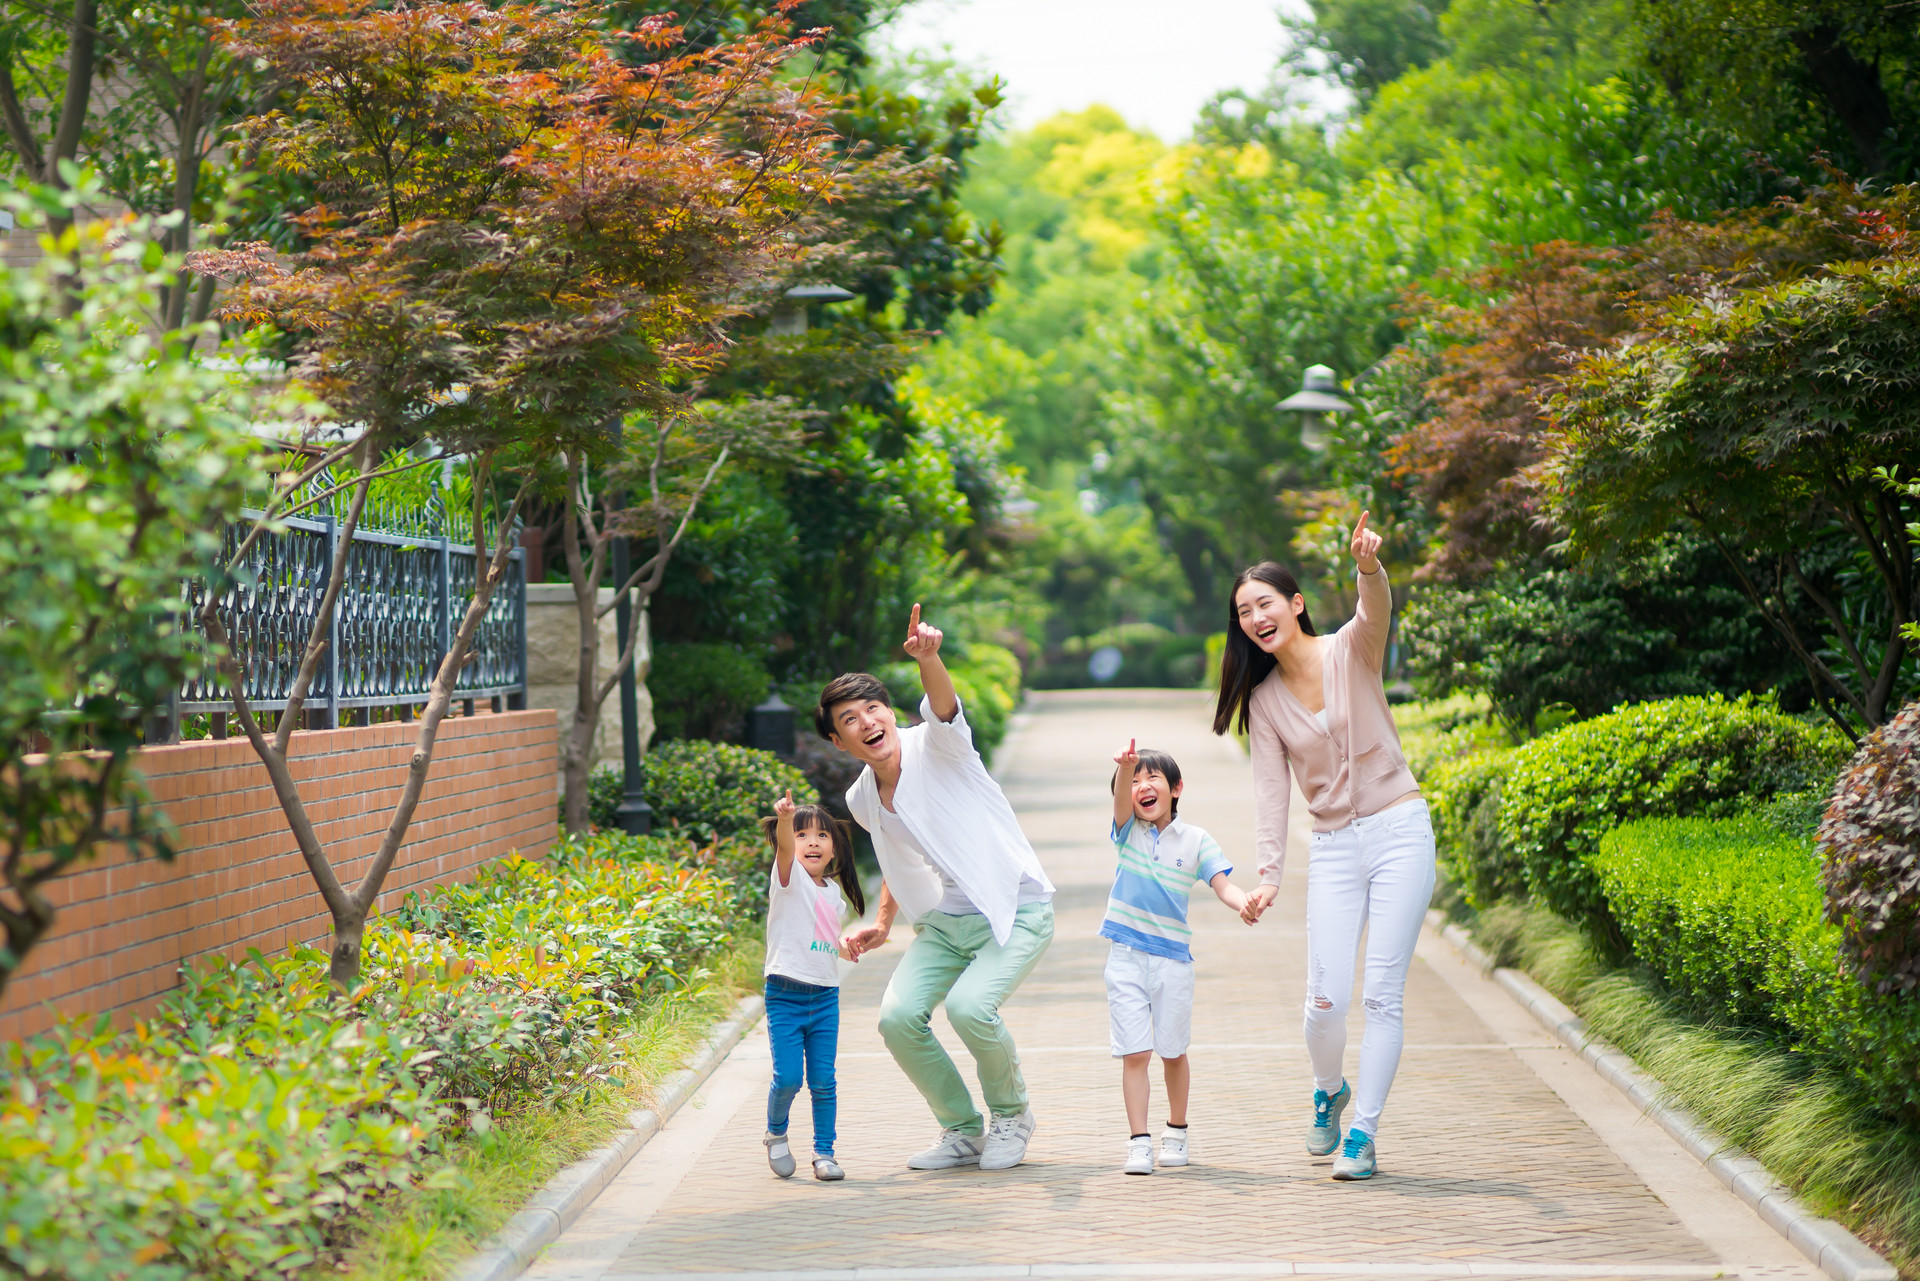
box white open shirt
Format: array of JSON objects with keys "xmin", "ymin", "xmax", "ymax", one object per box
[{"xmin": 844, "ymin": 696, "xmax": 1055, "ymax": 946}]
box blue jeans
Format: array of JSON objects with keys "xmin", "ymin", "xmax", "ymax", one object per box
[{"xmin": 765, "ymin": 975, "xmax": 839, "ymax": 1158}]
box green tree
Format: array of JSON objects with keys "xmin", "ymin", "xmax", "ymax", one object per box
[
  {"xmin": 1548, "ymin": 205, "xmax": 1920, "ymax": 735},
  {"xmin": 0, "ymin": 187, "xmax": 268, "ymax": 1000}
]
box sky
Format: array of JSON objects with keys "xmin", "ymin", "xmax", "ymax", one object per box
[{"xmin": 879, "ymin": 0, "xmax": 1307, "ymax": 142}]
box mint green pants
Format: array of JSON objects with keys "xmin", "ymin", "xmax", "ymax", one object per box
[{"xmin": 877, "ymin": 901, "xmax": 1054, "ymax": 1136}]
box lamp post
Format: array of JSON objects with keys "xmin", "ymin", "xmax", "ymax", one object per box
[
  {"xmin": 605, "ymin": 420, "xmax": 653, "ymax": 837},
  {"xmin": 769, "ymin": 284, "xmax": 856, "ymax": 336},
  {"xmin": 1275, "ymin": 364, "xmax": 1352, "ymax": 452}
]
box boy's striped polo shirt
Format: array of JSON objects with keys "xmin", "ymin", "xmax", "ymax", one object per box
[{"xmin": 1098, "ymin": 816, "xmax": 1232, "ymax": 962}]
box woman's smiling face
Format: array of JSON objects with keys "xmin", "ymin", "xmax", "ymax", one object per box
[{"xmin": 1235, "ymin": 578, "xmax": 1306, "ymax": 654}]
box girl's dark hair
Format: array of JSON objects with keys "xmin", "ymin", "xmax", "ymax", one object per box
[
  {"xmin": 1212, "ymin": 561, "xmax": 1317, "ymax": 738},
  {"xmin": 761, "ymin": 803, "xmax": 866, "ymax": 917},
  {"xmin": 1113, "ymin": 748, "xmax": 1183, "ymax": 817}
]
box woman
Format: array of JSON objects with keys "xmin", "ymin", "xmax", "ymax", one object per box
[{"xmin": 1214, "ymin": 512, "xmax": 1434, "ymax": 1182}]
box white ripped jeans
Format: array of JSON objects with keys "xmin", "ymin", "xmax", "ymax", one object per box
[{"xmin": 1303, "ymin": 798, "xmax": 1436, "ymax": 1138}]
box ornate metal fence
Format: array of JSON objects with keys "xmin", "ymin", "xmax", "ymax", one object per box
[{"xmin": 161, "ymin": 471, "xmax": 528, "ymax": 740}]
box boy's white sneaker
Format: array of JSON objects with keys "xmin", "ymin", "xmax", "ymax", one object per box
[
  {"xmin": 764, "ymin": 1131, "xmax": 795, "ymax": 1179},
  {"xmin": 1123, "ymin": 1135, "xmax": 1155, "ymax": 1175},
  {"xmin": 1159, "ymin": 1126, "xmax": 1189, "ymax": 1167},
  {"xmin": 907, "ymin": 1127, "xmax": 983, "ymax": 1170},
  {"xmin": 979, "ymin": 1107, "xmax": 1036, "ymax": 1170}
]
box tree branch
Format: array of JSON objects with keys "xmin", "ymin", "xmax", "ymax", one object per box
[{"xmin": 274, "ymin": 469, "xmax": 374, "ymax": 755}]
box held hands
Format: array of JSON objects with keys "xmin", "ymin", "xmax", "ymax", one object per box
[
  {"xmin": 841, "ymin": 922, "xmax": 890, "ymax": 960},
  {"xmin": 903, "ymin": 603, "xmax": 943, "ymax": 662},
  {"xmin": 1350, "ymin": 510, "xmax": 1382, "ymax": 575},
  {"xmin": 1240, "ymin": 883, "xmax": 1279, "ymax": 926}
]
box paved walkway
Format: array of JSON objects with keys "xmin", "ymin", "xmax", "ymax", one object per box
[{"xmin": 529, "ymin": 690, "xmax": 1821, "ymax": 1281}]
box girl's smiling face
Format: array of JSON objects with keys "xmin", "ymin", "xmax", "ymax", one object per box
[
  {"xmin": 793, "ymin": 820, "xmax": 837, "ymax": 883},
  {"xmin": 1235, "ymin": 578, "xmax": 1308, "ymax": 654}
]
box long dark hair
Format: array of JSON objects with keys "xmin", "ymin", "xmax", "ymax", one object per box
[
  {"xmin": 761, "ymin": 804, "xmax": 866, "ymax": 916},
  {"xmin": 1212, "ymin": 561, "xmax": 1317, "ymax": 737}
]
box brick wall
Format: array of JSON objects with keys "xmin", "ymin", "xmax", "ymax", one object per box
[{"xmin": 1, "ymin": 710, "xmax": 558, "ymax": 1042}]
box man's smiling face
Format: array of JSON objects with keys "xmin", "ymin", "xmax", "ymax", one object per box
[{"xmin": 827, "ymin": 697, "xmax": 901, "ymax": 768}]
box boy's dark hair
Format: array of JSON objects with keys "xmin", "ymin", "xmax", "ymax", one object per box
[
  {"xmin": 761, "ymin": 803, "xmax": 867, "ymax": 916},
  {"xmin": 814, "ymin": 672, "xmax": 892, "ymax": 740},
  {"xmin": 1113, "ymin": 747, "xmax": 1183, "ymax": 817}
]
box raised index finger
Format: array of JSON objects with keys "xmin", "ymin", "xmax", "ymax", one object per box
[
  {"xmin": 1354, "ymin": 510, "xmax": 1371, "ymax": 540},
  {"xmin": 909, "ymin": 602, "xmax": 921, "ymax": 639}
]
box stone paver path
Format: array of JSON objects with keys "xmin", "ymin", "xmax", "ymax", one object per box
[{"xmin": 529, "ymin": 690, "xmax": 1822, "ymax": 1281}]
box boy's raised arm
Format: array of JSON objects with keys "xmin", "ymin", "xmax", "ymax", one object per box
[
  {"xmin": 1112, "ymin": 738, "xmax": 1138, "ymax": 830},
  {"xmin": 903, "ymin": 603, "xmax": 959, "ymax": 723}
]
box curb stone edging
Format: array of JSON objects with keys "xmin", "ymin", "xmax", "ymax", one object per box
[
  {"xmin": 1426, "ymin": 911, "xmax": 1896, "ymax": 1281},
  {"xmin": 450, "ymin": 993, "xmax": 766, "ymax": 1281}
]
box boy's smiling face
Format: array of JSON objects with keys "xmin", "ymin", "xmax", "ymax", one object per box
[
  {"xmin": 827, "ymin": 697, "xmax": 900, "ymax": 768},
  {"xmin": 1131, "ymin": 767, "xmax": 1181, "ymax": 827}
]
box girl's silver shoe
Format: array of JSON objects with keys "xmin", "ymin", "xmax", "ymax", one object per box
[
  {"xmin": 764, "ymin": 1131, "xmax": 796, "ymax": 1179},
  {"xmin": 813, "ymin": 1155, "xmax": 846, "ymax": 1181}
]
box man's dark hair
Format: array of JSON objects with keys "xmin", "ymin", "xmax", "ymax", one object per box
[
  {"xmin": 815, "ymin": 672, "xmax": 892, "ymax": 739},
  {"xmin": 1113, "ymin": 747, "xmax": 1183, "ymax": 817}
]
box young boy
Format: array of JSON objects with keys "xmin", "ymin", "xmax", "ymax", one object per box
[
  {"xmin": 1104, "ymin": 738, "xmax": 1249, "ymax": 1175},
  {"xmin": 829, "ymin": 605, "xmax": 1056, "ymax": 1173}
]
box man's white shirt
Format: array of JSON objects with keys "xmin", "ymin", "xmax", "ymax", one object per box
[{"xmin": 844, "ymin": 696, "xmax": 1054, "ymax": 945}]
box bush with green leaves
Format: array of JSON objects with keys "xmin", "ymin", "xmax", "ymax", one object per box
[
  {"xmin": 1819, "ymin": 698, "xmax": 1920, "ymax": 996},
  {"xmin": 0, "ymin": 846, "xmax": 739, "ymax": 1279},
  {"xmin": 587, "ymin": 742, "xmax": 814, "ymax": 839},
  {"xmin": 551, "ymin": 827, "xmax": 776, "ymax": 921},
  {"xmin": 647, "ymin": 641, "xmax": 772, "ymax": 742},
  {"xmin": 1425, "ymin": 748, "xmax": 1520, "ymax": 911},
  {"xmin": 1498, "ymin": 695, "xmax": 1847, "ymax": 934},
  {"xmin": 1595, "ymin": 816, "xmax": 1920, "ymax": 1122}
]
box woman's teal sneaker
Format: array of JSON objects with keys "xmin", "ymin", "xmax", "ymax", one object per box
[
  {"xmin": 1305, "ymin": 1080, "xmax": 1351, "ymax": 1156},
  {"xmin": 1331, "ymin": 1127, "xmax": 1376, "ymax": 1180}
]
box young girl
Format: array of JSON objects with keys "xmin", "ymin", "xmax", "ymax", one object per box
[{"xmin": 761, "ymin": 788, "xmax": 866, "ymax": 1182}]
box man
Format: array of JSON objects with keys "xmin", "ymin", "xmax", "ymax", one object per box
[{"xmin": 823, "ymin": 604, "xmax": 1054, "ymax": 1171}]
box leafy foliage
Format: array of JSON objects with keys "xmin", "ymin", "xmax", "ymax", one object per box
[
  {"xmin": 1548, "ymin": 198, "xmax": 1920, "ymax": 732},
  {"xmin": 648, "ymin": 642, "xmax": 773, "ymax": 743},
  {"xmin": 1594, "ymin": 815, "xmax": 1920, "ymax": 1122},
  {"xmin": 0, "ymin": 846, "xmax": 739, "ymax": 1278},
  {"xmin": 0, "ymin": 188, "xmax": 268, "ymax": 995},
  {"xmin": 623, "ymin": 740, "xmax": 815, "ymax": 845},
  {"xmin": 1819, "ymin": 698, "xmax": 1920, "ymax": 995},
  {"xmin": 1403, "ymin": 537, "xmax": 1809, "ymax": 732},
  {"xmin": 1497, "ymin": 695, "xmax": 1848, "ymax": 934},
  {"xmin": 1424, "ymin": 747, "xmax": 1519, "ymax": 911}
]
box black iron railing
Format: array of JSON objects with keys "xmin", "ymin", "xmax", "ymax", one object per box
[{"xmin": 152, "ymin": 472, "xmax": 528, "ymax": 741}]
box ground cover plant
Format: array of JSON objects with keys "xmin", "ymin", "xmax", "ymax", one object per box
[{"xmin": 0, "ymin": 835, "xmax": 755, "ymax": 1280}]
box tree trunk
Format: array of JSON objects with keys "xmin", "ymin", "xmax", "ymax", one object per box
[
  {"xmin": 327, "ymin": 903, "xmax": 367, "ymax": 989},
  {"xmin": 560, "ymin": 708, "xmax": 596, "ymax": 833},
  {"xmin": 46, "ymin": 0, "xmax": 98, "ymax": 241},
  {"xmin": 1791, "ymin": 23, "xmax": 1897, "ymax": 174}
]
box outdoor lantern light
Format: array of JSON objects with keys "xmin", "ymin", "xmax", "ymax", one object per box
[
  {"xmin": 769, "ymin": 283, "xmax": 856, "ymax": 336},
  {"xmin": 748, "ymin": 693, "xmax": 797, "ymax": 760},
  {"xmin": 1276, "ymin": 364, "xmax": 1353, "ymax": 452}
]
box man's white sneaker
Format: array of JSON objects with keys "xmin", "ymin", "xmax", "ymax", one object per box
[
  {"xmin": 1159, "ymin": 1126, "xmax": 1189, "ymax": 1167},
  {"xmin": 979, "ymin": 1108, "xmax": 1036, "ymax": 1170},
  {"xmin": 906, "ymin": 1128, "xmax": 983, "ymax": 1170},
  {"xmin": 1123, "ymin": 1135, "xmax": 1154, "ymax": 1175},
  {"xmin": 764, "ymin": 1131, "xmax": 795, "ymax": 1179}
]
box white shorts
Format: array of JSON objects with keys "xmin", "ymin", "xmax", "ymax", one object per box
[{"xmin": 1104, "ymin": 941, "xmax": 1194, "ymax": 1058}]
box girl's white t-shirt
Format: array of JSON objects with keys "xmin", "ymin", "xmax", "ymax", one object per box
[{"xmin": 764, "ymin": 863, "xmax": 846, "ymax": 988}]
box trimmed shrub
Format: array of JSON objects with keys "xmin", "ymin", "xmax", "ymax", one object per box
[
  {"xmin": 1498, "ymin": 695, "xmax": 1847, "ymax": 933},
  {"xmin": 1426, "ymin": 748, "xmax": 1520, "ymax": 910},
  {"xmin": 1595, "ymin": 816, "xmax": 1920, "ymax": 1122},
  {"xmin": 634, "ymin": 740, "xmax": 815, "ymax": 844},
  {"xmin": 648, "ymin": 641, "xmax": 771, "ymax": 742},
  {"xmin": 1820, "ymin": 698, "xmax": 1920, "ymax": 996}
]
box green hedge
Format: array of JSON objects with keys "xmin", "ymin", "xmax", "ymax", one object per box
[
  {"xmin": 0, "ymin": 853, "xmax": 738, "ymax": 1279},
  {"xmin": 1595, "ymin": 816, "xmax": 1920, "ymax": 1122},
  {"xmin": 648, "ymin": 641, "xmax": 771, "ymax": 741},
  {"xmin": 1427, "ymin": 748, "xmax": 1520, "ymax": 910},
  {"xmin": 588, "ymin": 740, "xmax": 815, "ymax": 841},
  {"xmin": 1497, "ymin": 695, "xmax": 1846, "ymax": 932}
]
